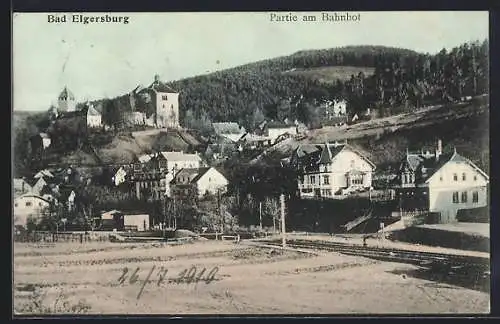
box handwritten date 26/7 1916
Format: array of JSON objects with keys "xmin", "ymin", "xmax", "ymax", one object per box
[{"xmin": 117, "ymin": 265, "xmax": 220, "ymax": 299}]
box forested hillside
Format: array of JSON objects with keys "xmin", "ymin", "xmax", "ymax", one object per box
[
  {"xmin": 13, "ymin": 41, "xmax": 489, "ymax": 176},
  {"xmin": 166, "ymin": 42, "xmax": 488, "ymax": 130}
]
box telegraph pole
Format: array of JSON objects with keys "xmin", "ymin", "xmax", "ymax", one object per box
[
  {"xmin": 259, "ymin": 201, "xmax": 263, "ymax": 231},
  {"xmin": 280, "ymin": 194, "xmax": 286, "ymax": 248},
  {"xmin": 218, "ymin": 189, "xmax": 223, "ymax": 238},
  {"xmin": 173, "ymin": 195, "xmax": 177, "ymax": 229},
  {"xmin": 162, "ymin": 195, "xmax": 166, "ymax": 237}
]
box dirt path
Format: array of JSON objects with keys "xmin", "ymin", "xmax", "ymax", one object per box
[{"xmin": 13, "ymin": 241, "xmax": 489, "ymax": 315}]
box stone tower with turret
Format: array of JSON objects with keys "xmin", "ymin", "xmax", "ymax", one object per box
[{"xmin": 58, "ymin": 86, "xmax": 76, "ymax": 112}]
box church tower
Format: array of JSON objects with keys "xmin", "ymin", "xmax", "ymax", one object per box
[{"xmin": 58, "ymin": 86, "xmax": 76, "ymax": 112}]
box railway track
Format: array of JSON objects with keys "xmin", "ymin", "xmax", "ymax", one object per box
[{"xmin": 257, "ymin": 239, "xmax": 490, "ymax": 274}]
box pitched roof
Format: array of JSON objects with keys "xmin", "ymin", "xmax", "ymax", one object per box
[
  {"xmin": 87, "ymin": 105, "xmax": 101, "ymax": 116},
  {"xmin": 13, "ymin": 178, "xmax": 32, "ymax": 190},
  {"xmin": 147, "ymin": 80, "xmax": 177, "ymax": 93},
  {"xmin": 34, "ymin": 169, "xmax": 54, "ymax": 179},
  {"xmin": 424, "ymin": 151, "xmax": 489, "ymax": 183},
  {"xmin": 240, "ymin": 133, "xmax": 270, "ymax": 142},
  {"xmin": 137, "ymin": 154, "xmax": 154, "ymax": 163},
  {"xmin": 160, "ymin": 151, "xmax": 201, "ymax": 162},
  {"xmin": 319, "ymin": 143, "xmax": 376, "ymax": 168},
  {"xmin": 58, "ymin": 86, "xmax": 75, "ymax": 100},
  {"xmin": 190, "ymin": 167, "xmax": 212, "ymax": 183},
  {"xmin": 171, "ymin": 167, "xmax": 204, "ymax": 184},
  {"xmin": 212, "ymin": 122, "xmax": 244, "ymax": 134},
  {"xmin": 397, "ymin": 149, "xmax": 489, "ymax": 184}
]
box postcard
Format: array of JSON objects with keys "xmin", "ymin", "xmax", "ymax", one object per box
[{"xmin": 12, "ymin": 11, "xmax": 490, "ymax": 315}]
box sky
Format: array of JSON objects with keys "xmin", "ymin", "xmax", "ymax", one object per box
[{"xmin": 13, "ymin": 11, "xmax": 489, "ymax": 111}]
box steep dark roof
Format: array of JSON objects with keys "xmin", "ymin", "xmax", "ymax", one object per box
[
  {"xmin": 397, "ymin": 150, "xmax": 489, "ymax": 184},
  {"xmin": 318, "ymin": 143, "xmax": 376, "ymax": 168},
  {"xmin": 58, "ymin": 86, "xmax": 75, "ymax": 100},
  {"xmin": 190, "ymin": 167, "xmax": 212, "ymax": 183},
  {"xmin": 148, "ymin": 80, "xmax": 177, "ymax": 93},
  {"xmin": 171, "ymin": 167, "xmax": 207, "ymax": 184}
]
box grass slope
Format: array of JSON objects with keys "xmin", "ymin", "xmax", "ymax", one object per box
[{"xmin": 283, "ymin": 66, "xmax": 376, "ymax": 84}]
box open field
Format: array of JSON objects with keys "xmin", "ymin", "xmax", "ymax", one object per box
[
  {"xmin": 14, "ymin": 240, "xmax": 489, "ymax": 315},
  {"xmin": 282, "ymin": 66, "xmax": 376, "ymax": 84}
]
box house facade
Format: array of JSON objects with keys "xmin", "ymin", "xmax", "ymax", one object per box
[
  {"xmin": 392, "ymin": 140, "xmax": 489, "ymax": 223},
  {"xmin": 170, "ymin": 167, "xmax": 228, "ymax": 199},
  {"xmin": 112, "ymin": 166, "xmax": 128, "ymax": 186},
  {"xmin": 14, "ymin": 178, "xmax": 32, "ymax": 197},
  {"xmin": 132, "ymin": 75, "xmax": 180, "ymax": 129},
  {"xmin": 130, "ymin": 151, "xmax": 202, "ymax": 199},
  {"xmin": 324, "ymin": 99, "xmax": 347, "ymax": 117},
  {"xmin": 87, "ymin": 103, "xmax": 102, "ymax": 128},
  {"xmin": 291, "ymin": 142, "xmax": 375, "ymax": 199},
  {"xmin": 255, "ymin": 121, "xmax": 298, "ymax": 145},
  {"xmin": 13, "ymin": 194, "xmax": 52, "ymax": 227}
]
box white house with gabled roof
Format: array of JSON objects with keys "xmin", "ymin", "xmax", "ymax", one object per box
[
  {"xmin": 86, "ymin": 102, "xmax": 102, "ymax": 128},
  {"xmin": 291, "ymin": 141, "xmax": 376, "ymax": 199},
  {"xmin": 393, "ymin": 140, "xmax": 489, "ymax": 223}
]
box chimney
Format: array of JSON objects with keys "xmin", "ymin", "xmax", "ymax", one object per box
[
  {"xmin": 154, "ymin": 74, "xmax": 160, "ymax": 82},
  {"xmin": 435, "ymin": 139, "xmax": 442, "ymax": 161}
]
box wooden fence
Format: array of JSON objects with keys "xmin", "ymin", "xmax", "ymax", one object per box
[{"xmin": 14, "ymin": 231, "xmax": 111, "ymax": 243}]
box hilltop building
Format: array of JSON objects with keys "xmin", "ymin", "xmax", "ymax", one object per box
[
  {"xmin": 130, "ymin": 74, "xmax": 180, "ymax": 129},
  {"xmin": 58, "ymin": 86, "xmax": 76, "ymax": 112}
]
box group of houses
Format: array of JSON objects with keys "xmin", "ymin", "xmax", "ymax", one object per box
[
  {"xmin": 13, "ymin": 167, "xmax": 84, "ymax": 227},
  {"xmin": 287, "ymin": 139, "xmax": 489, "ymax": 224},
  {"xmin": 127, "ymin": 150, "xmax": 228, "ymax": 201}
]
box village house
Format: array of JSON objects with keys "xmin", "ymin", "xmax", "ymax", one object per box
[
  {"xmin": 254, "ymin": 120, "xmax": 298, "ymax": 145},
  {"xmin": 29, "ymin": 175, "xmax": 56, "ymax": 196},
  {"xmin": 111, "ymin": 166, "xmax": 128, "ymax": 186},
  {"xmin": 34, "ymin": 169, "xmax": 54, "ymax": 179},
  {"xmin": 29, "ymin": 133, "xmax": 52, "ymax": 160},
  {"xmin": 392, "ymin": 140, "xmax": 489, "ymax": 223},
  {"xmin": 130, "ymin": 151, "xmax": 203, "ymax": 200},
  {"xmin": 86, "ymin": 102, "xmax": 103, "ymax": 128},
  {"xmin": 324, "ymin": 99, "xmax": 347, "ymax": 117},
  {"xmin": 13, "ymin": 194, "xmax": 52, "ymax": 227},
  {"xmin": 212, "ymin": 122, "xmax": 246, "ymax": 142},
  {"xmin": 130, "ymin": 74, "xmax": 180, "ymax": 129},
  {"xmin": 13, "ymin": 178, "xmax": 33, "ymax": 197},
  {"xmin": 290, "ymin": 142, "xmax": 376, "ymax": 199},
  {"xmin": 239, "ymin": 133, "xmax": 273, "ymax": 149},
  {"xmin": 100, "ymin": 210, "xmax": 150, "ymax": 232},
  {"xmin": 170, "ymin": 167, "xmax": 229, "ymax": 199},
  {"xmin": 204, "ymin": 142, "xmax": 240, "ymax": 162}
]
